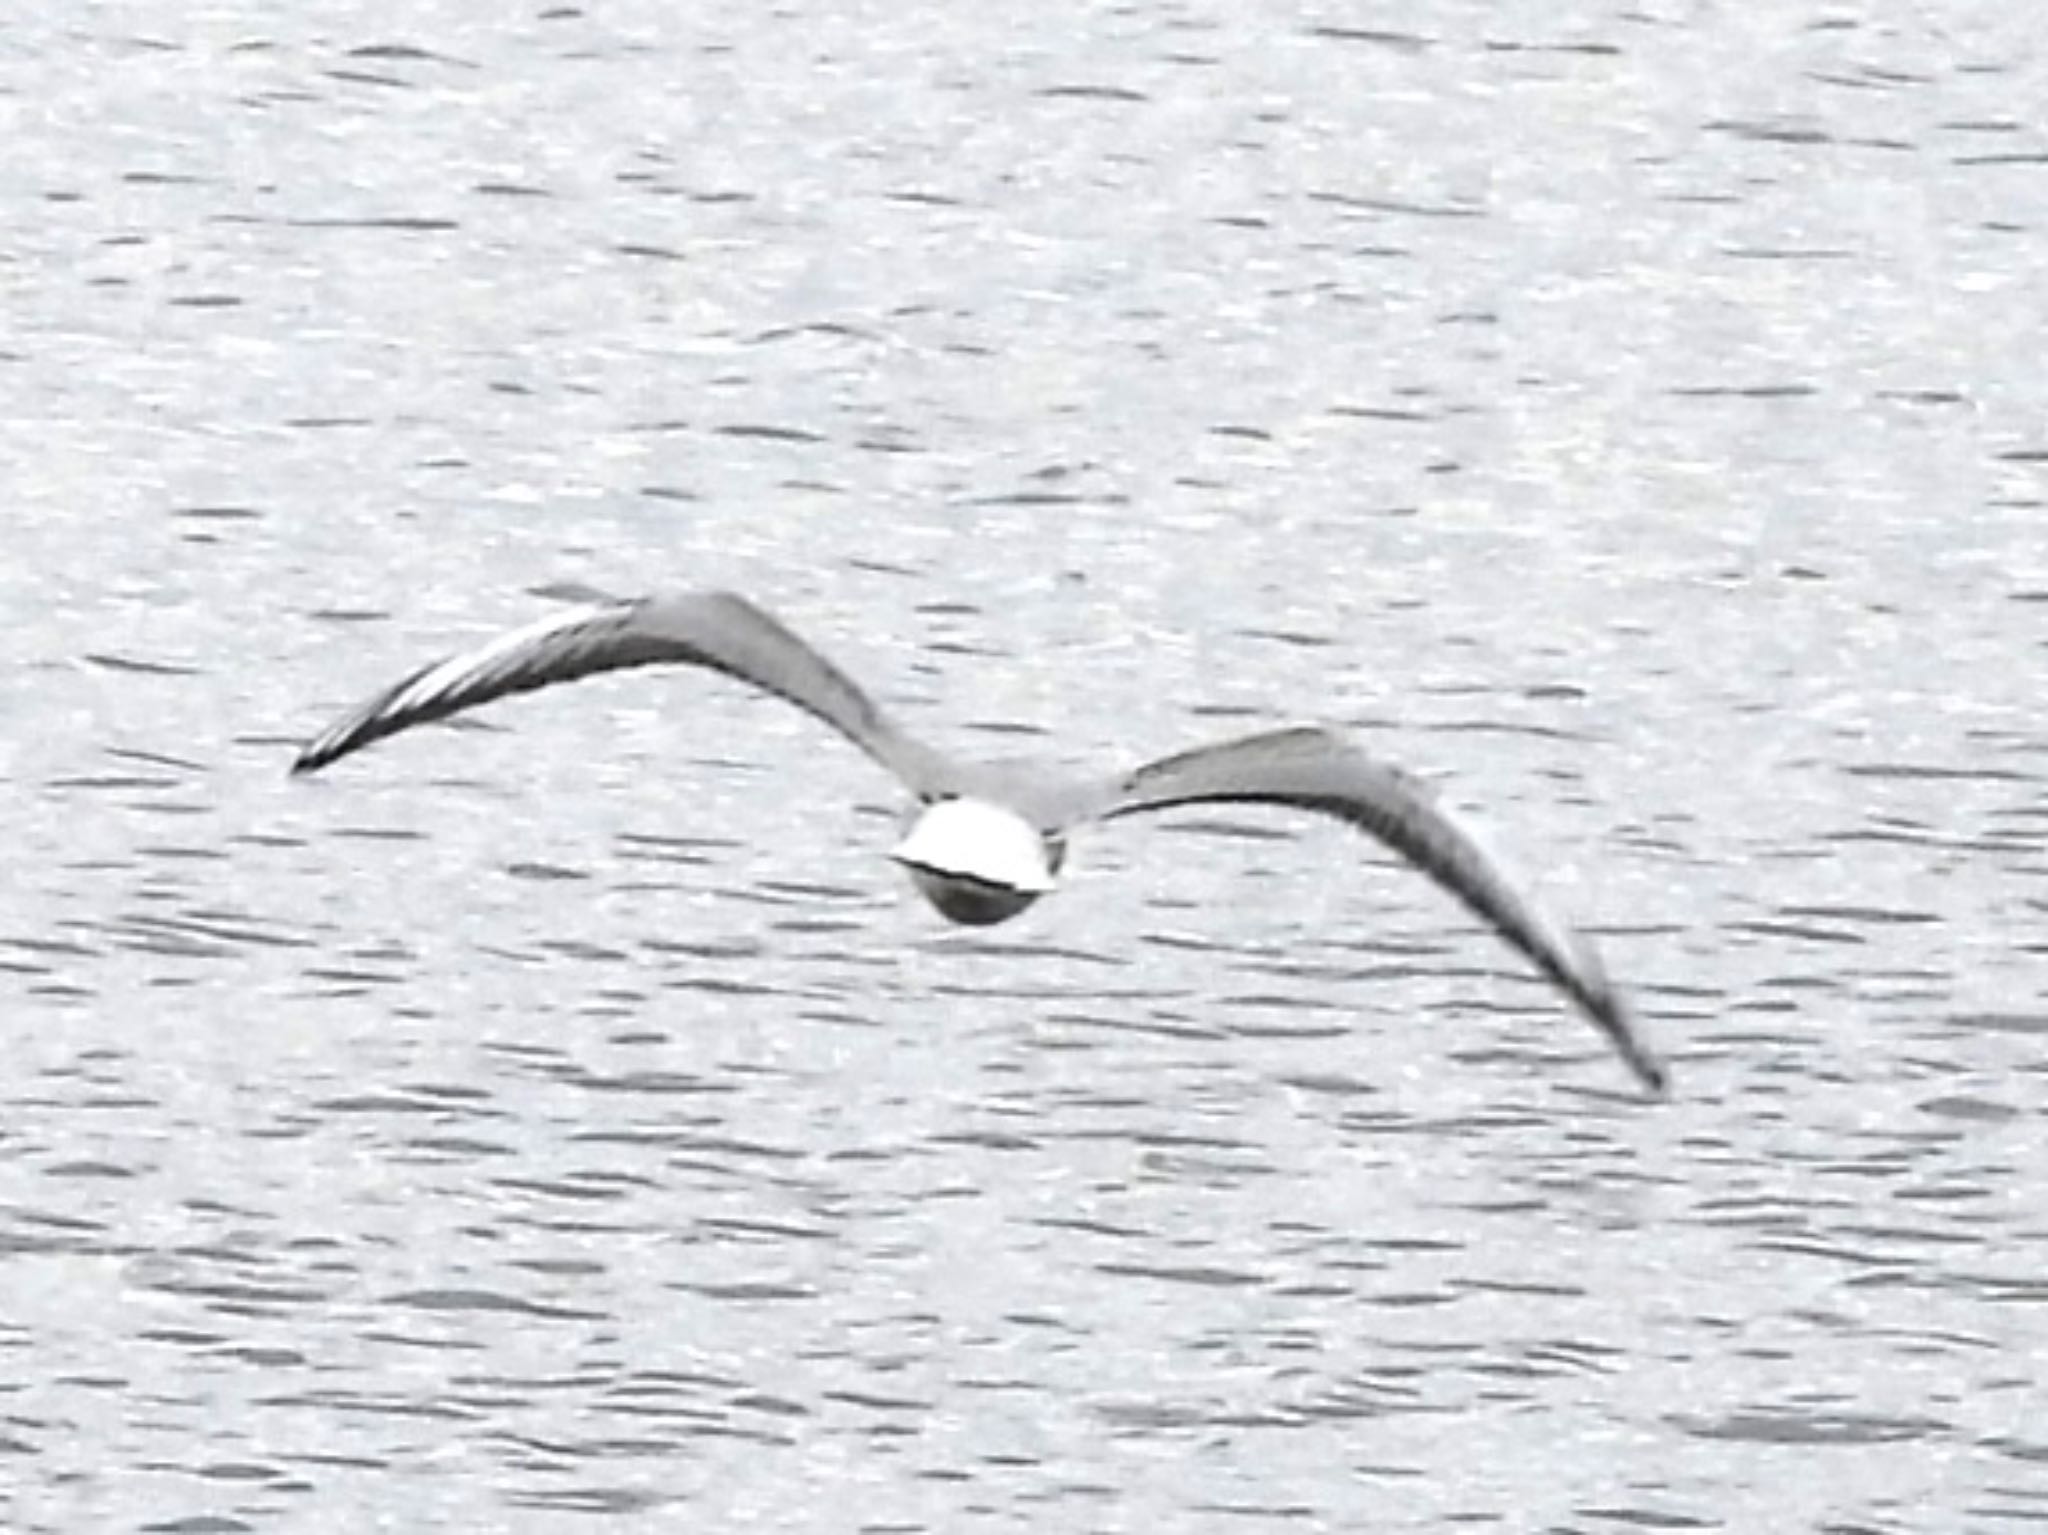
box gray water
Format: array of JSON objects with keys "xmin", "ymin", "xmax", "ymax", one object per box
[{"xmin": 5, "ymin": 3, "xmax": 2046, "ymax": 1530}]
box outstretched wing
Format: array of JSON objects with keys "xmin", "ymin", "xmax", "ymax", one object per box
[
  {"xmin": 1095, "ymin": 726, "xmax": 1666, "ymax": 1094},
  {"xmin": 292, "ymin": 590, "xmax": 956, "ymax": 797}
]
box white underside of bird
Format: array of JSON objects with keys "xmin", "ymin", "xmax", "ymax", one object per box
[{"xmin": 891, "ymin": 797, "xmax": 1052, "ymax": 887}]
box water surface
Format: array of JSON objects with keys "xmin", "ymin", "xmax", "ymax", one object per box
[{"xmin": 4, "ymin": 3, "xmax": 2046, "ymax": 1530}]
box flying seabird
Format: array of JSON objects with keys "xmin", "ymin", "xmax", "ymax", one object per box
[{"xmin": 293, "ymin": 590, "xmax": 1667, "ymax": 1094}]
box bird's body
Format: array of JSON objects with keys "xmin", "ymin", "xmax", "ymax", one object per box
[
  {"xmin": 889, "ymin": 796, "xmax": 1060, "ymax": 926},
  {"xmin": 294, "ymin": 590, "xmax": 1668, "ymax": 1094}
]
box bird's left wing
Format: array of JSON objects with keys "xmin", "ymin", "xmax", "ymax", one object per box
[{"xmin": 1091, "ymin": 726, "xmax": 1666, "ymax": 1094}]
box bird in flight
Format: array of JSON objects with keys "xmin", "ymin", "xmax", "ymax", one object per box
[{"xmin": 294, "ymin": 590, "xmax": 1667, "ymax": 1094}]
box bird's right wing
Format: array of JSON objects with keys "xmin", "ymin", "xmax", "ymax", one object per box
[
  {"xmin": 1092, "ymin": 726, "xmax": 1667, "ymax": 1094},
  {"xmin": 292, "ymin": 590, "xmax": 956, "ymax": 797}
]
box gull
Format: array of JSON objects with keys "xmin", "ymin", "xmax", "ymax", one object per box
[{"xmin": 293, "ymin": 590, "xmax": 1666, "ymax": 1094}]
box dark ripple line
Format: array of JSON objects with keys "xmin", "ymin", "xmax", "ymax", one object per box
[
  {"xmin": 382, "ymin": 1288, "xmax": 601, "ymax": 1322},
  {"xmin": 1674, "ymin": 1408, "xmax": 1949, "ymax": 1446},
  {"xmin": 1094, "ymin": 1262, "xmax": 1264, "ymax": 1288}
]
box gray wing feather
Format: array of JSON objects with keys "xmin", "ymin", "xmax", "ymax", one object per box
[
  {"xmin": 1097, "ymin": 726, "xmax": 1667, "ymax": 1094},
  {"xmin": 292, "ymin": 590, "xmax": 955, "ymax": 797}
]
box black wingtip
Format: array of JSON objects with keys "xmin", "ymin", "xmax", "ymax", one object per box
[
  {"xmin": 1607, "ymin": 1007, "xmax": 1671, "ymax": 1099},
  {"xmin": 1602, "ymin": 1011, "xmax": 1670, "ymax": 1100},
  {"xmin": 1636, "ymin": 1054, "xmax": 1672, "ymax": 1100}
]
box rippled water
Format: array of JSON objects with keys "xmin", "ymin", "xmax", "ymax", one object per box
[{"xmin": 6, "ymin": 3, "xmax": 2047, "ymax": 1530}]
